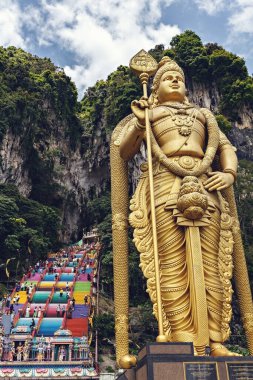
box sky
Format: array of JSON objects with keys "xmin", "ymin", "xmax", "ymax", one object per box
[{"xmin": 0, "ymin": 0, "xmax": 253, "ymax": 99}]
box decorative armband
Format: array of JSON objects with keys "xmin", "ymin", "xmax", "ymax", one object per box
[{"xmin": 134, "ymin": 119, "xmax": 146, "ymax": 131}]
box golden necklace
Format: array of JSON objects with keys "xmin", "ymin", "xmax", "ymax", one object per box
[{"xmin": 162, "ymin": 105, "xmax": 198, "ymax": 137}]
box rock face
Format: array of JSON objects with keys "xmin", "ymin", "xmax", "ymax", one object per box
[
  {"xmin": 57, "ymin": 143, "xmax": 110, "ymax": 242},
  {"xmin": 0, "ymin": 103, "xmax": 110, "ymax": 243},
  {"xmin": 187, "ymin": 79, "xmax": 253, "ymax": 159},
  {"xmin": 0, "ymin": 76, "xmax": 252, "ymax": 243},
  {"xmin": 187, "ymin": 80, "xmax": 221, "ymax": 111},
  {"xmin": 0, "ymin": 130, "xmax": 32, "ymax": 195}
]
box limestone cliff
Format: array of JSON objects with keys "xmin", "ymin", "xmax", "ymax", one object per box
[
  {"xmin": 187, "ymin": 80, "xmax": 253, "ymax": 159},
  {"xmin": 0, "ymin": 104, "xmax": 110, "ymax": 242}
]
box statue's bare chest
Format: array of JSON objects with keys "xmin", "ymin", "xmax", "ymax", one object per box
[{"xmin": 151, "ymin": 106, "xmax": 206, "ymax": 157}]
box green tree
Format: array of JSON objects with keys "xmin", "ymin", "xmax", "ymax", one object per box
[{"xmin": 170, "ymin": 30, "xmax": 209, "ymax": 81}]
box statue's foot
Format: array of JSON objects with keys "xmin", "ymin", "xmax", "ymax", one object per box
[
  {"xmin": 194, "ymin": 346, "xmax": 206, "ymax": 356},
  {"xmin": 119, "ymin": 354, "xmax": 137, "ymax": 369},
  {"xmin": 210, "ymin": 343, "xmax": 242, "ymax": 357}
]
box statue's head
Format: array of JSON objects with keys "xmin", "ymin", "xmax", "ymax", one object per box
[{"xmin": 151, "ymin": 57, "xmax": 186, "ymax": 105}]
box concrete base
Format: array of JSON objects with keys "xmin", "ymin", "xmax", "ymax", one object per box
[{"xmin": 118, "ymin": 343, "xmax": 253, "ymax": 380}]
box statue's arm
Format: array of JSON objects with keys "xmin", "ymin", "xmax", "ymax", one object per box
[
  {"xmin": 202, "ymin": 110, "xmax": 238, "ymax": 191},
  {"xmin": 217, "ymin": 129, "xmax": 238, "ymax": 180},
  {"xmin": 119, "ymin": 117, "xmax": 145, "ymax": 161},
  {"xmin": 119, "ymin": 98, "xmax": 154, "ymax": 161}
]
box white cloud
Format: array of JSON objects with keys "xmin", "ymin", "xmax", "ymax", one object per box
[
  {"xmin": 0, "ymin": 0, "xmax": 253, "ymax": 96},
  {"xmin": 193, "ymin": 0, "xmax": 226, "ymax": 15},
  {"xmin": 192, "ymin": 0, "xmax": 253, "ymax": 35},
  {"xmin": 228, "ymin": 0, "xmax": 253, "ymax": 34},
  {"xmin": 22, "ymin": 0, "xmax": 180, "ymax": 96},
  {"xmin": 0, "ymin": 0, "xmax": 26, "ymax": 48}
]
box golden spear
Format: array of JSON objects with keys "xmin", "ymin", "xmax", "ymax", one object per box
[{"xmin": 130, "ymin": 50, "xmax": 167, "ymax": 343}]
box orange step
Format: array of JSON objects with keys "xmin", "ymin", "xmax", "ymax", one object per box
[{"xmin": 65, "ymin": 318, "xmax": 88, "ymax": 337}]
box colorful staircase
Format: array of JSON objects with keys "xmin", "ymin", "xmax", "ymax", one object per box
[{"xmin": 4, "ymin": 242, "xmax": 100, "ymax": 369}]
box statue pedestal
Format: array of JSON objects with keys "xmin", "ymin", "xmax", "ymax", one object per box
[{"xmin": 118, "ymin": 343, "xmax": 253, "ymax": 380}]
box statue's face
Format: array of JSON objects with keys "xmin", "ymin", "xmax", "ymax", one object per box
[{"xmin": 157, "ymin": 70, "xmax": 185, "ymax": 103}]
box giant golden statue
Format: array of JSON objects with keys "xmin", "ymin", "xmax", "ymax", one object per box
[{"xmin": 111, "ymin": 51, "xmax": 253, "ymax": 368}]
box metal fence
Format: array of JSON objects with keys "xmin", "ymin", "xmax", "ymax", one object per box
[{"xmin": 99, "ymin": 373, "xmax": 116, "ymax": 380}]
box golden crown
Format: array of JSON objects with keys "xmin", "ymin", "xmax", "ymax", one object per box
[{"xmin": 152, "ymin": 56, "xmax": 185, "ymax": 91}]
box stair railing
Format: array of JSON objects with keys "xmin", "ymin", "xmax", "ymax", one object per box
[
  {"xmin": 63, "ymin": 265, "xmax": 79, "ymax": 328},
  {"xmin": 44, "ymin": 282, "xmax": 55, "ymax": 317},
  {"xmin": 33, "ymin": 308, "xmax": 43, "ymax": 338},
  {"xmin": 9, "ymin": 287, "xmax": 17, "ymax": 302},
  {"xmin": 12, "ymin": 312, "xmax": 20, "ymax": 327},
  {"xmin": 9, "ymin": 270, "xmax": 27, "ymax": 301},
  {"xmin": 62, "ymin": 308, "xmax": 67, "ymax": 329},
  {"xmin": 31, "ymin": 263, "xmax": 55, "ymax": 338},
  {"xmin": 33, "ymin": 292, "xmax": 52, "ymax": 338}
]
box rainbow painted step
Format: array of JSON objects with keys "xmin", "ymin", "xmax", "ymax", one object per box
[
  {"xmin": 16, "ymin": 317, "xmax": 39, "ymax": 327},
  {"xmin": 32, "ymin": 291, "xmax": 50, "ymax": 303},
  {"xmin": 65, "ymin": 318, "xmax": 88, "ymax": 337},
  {"xmin": 74, "ymin": 282, "xmax": 91, "ymax": 292},
  {"xmin": 46, "ymin": 304, "xmax": 67, "ymax": 317},
  {"xmin": 60, "ymin": 273, "xmax": 75, "ymax": 281},
  {"xmin": 51, "ymin": 292, "xmax": 68, "ymax": 303},
  {"xmin": 38, "ymin": 317, "xmax": 63, "ymax": 336},
  {"xmin": 12, "ymin": 291, "xmax": 28, "ymax": 304}
]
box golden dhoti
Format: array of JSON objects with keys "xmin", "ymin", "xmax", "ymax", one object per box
[{"xmin": 129, "ymin": 159, "xmax": 234, "ymax": 347}]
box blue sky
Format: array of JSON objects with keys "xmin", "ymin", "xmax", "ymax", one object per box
[{"xmin": 0, "ymin": 0, "xmax": 252, "ymax": 98}]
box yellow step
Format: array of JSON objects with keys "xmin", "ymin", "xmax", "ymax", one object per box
[{"xmin": 12, "ymin": 291, "xmax": 27, "ymax": 304}]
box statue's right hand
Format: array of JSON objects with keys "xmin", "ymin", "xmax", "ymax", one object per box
[{"xmin": 131, "ymin": 98, "xmax": 149, "ymax": 125}]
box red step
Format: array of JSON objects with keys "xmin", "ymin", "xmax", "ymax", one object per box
[{"xmin": 66, "ymin": 318, "xmax": 88, "ymax": 337}]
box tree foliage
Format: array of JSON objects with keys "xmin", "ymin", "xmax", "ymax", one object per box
[
  {"xmin": 0, "ymin": 184, "xmax": 60, "ymax": 279},
  {"xmin": 79, "ymin": 65, "xmax": 142, "ymax": 156},
  {"xmin": 162, "ymin": 30, "xmax": 252, "ymax": 119},
  {"xmin": 0, "ymin": 46, "xmax": 79, "ymax": 143}
]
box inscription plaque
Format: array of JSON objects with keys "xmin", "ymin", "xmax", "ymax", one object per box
[
  {"xmin": 227, "ymin": 363, "xmax": 253, "ymax": 380},
  {"xmin": 184, "ymin": 362, "xmax": 218, "ymax": 380}
]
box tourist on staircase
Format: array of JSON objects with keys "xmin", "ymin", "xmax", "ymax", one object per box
[
  {"xmin": 25, "ymin": 305, "xmax": 30, "ymax": 318},
  {"xmin": 56, "ymin": 304, "xmax": 61, "ymax": 317}
]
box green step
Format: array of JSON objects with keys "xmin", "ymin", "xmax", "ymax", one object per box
[
  {"xmin": 74, "ymin": 282, "xmax": 91, "ymax": 291},
  {"xmin": 32, "ymin": 291, "xmax": 50, "ymax": 303},
  {"xmin": 51, "ymin": 292, "xmax": 68, "ymax": 303}
]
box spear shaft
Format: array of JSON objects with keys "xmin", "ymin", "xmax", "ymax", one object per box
[{"xmin": 139, "ymin": 72, "xmax": 167, "ymax": 342}]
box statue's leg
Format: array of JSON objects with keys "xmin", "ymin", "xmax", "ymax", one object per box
[
  {"xmin": 201, "ymin": 208, "xmax": 223, "ymax": 343},
  {"xmin": 156, "ymin": 204, "xmax": 197, "ymax": 343},
  {"xmin": 131, "ymin": 171, "xmax": 202, "ymax": 345},
  {"xmin": 201, "ymin": 208, "xmax": 241, "ymax": 356}
]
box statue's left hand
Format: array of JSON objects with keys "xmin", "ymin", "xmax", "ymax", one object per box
[{"xmin": 203, "ymin": 171, "xmax": 234, "ymax": 191}]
